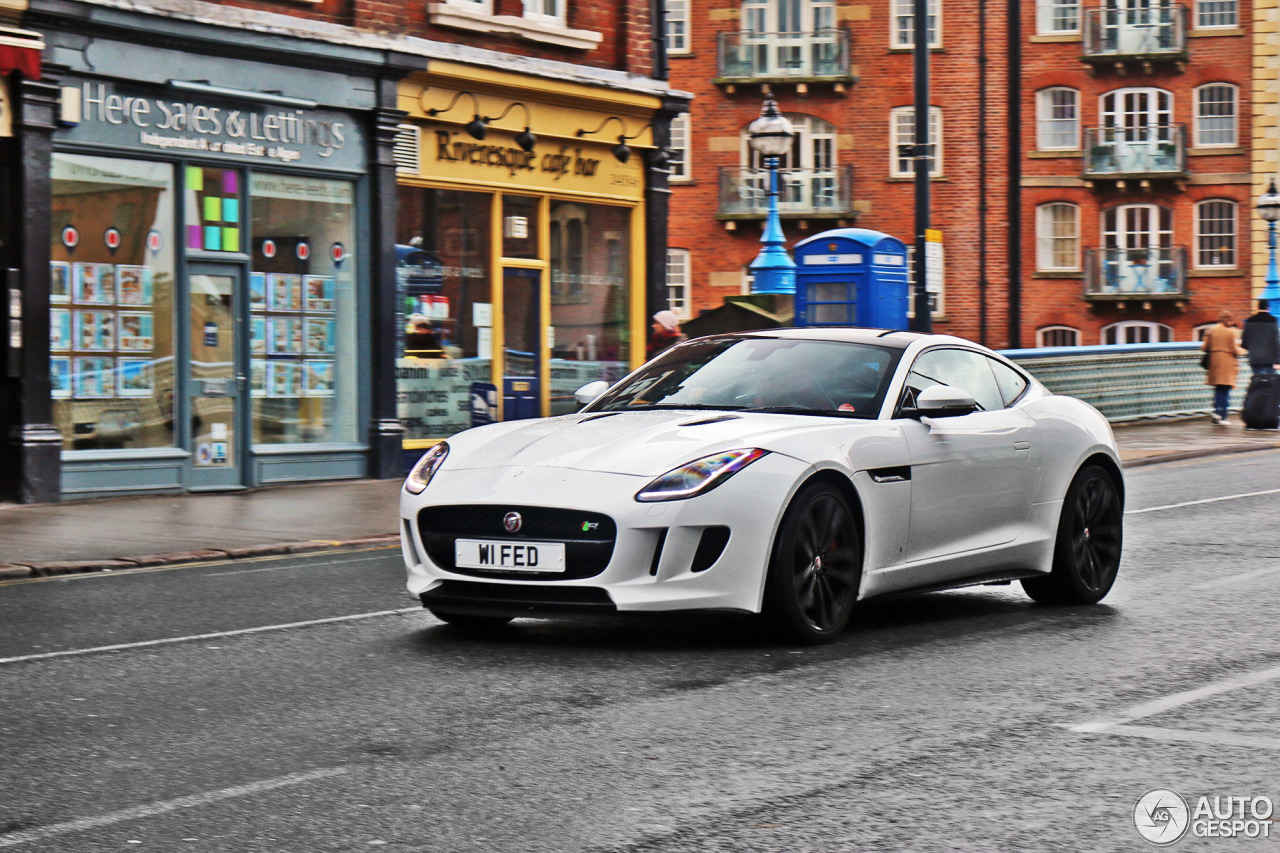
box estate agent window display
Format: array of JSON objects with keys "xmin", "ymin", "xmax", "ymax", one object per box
[{"xmin": 49, "ymin": 154, "xmax": 177, "ymax": 451}]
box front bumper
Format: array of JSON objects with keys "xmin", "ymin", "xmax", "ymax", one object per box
[{"xmin": 399, "ymin": 454, "xmax": 808, "ymax": 615}]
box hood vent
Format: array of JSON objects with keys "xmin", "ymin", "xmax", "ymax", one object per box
[{"xmin": 678, "ymin": 413, "xmax": 742, "ymax": 427}]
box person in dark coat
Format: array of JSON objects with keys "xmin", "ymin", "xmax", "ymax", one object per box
[
  {"xmin": 1201, "ymin": 310, "xmax": 1244, "ymax": 425},
  {"xmin": 1241, "ymin": 299, "xmax": 1280, "ymax": 376}
]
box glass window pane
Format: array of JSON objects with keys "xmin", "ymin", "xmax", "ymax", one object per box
[
  {"xmin": 185, "ymin": 166, "xmax": 242, "ymax": 253},
  {"xmin": 50, "ymin": 154, "xmax": 176, "ymax": 451},
  {"xmin": 249, "ymin": 173, "xmax": 357, "ymax": 445},
  {"xmin": 549, "ymin": 201, "xmax": 632, "ymax": 415},
  {"xmin": 502, "ymin": 195, "xmax": 539, "ymax": 259},
  {"xmin": 395, "ymin": 187, "xmax": 494, "ymax": 440}
]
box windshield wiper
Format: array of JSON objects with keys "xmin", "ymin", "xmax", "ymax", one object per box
[
  {"xmin": 740, "ymin": 406, "xmax": 869, "ymax": 418},
  {"xmin": 605, "ymin": 403, "xmax": 747, "ymax": 412}
]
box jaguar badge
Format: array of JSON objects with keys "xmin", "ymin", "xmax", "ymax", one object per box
[{"xmin": 503, "ymin": 511, "xmax": 523, "ymax": 533}]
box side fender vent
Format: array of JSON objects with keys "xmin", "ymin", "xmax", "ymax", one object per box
[{"xmin": 691, "ymin": 526, "xmax": 731, "ymax": 573}]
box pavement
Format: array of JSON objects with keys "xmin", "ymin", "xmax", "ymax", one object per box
[{"xmin": 2, "ymin": 415, "xmax": 1279, "ymax": 580}]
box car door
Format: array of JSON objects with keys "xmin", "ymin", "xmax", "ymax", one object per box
[{"xmin": 896, "ymin": 347, "xmax": 1041, "ymax": 566}]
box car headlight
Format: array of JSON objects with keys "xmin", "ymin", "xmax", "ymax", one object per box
[
  {"xmin": 635, "ymin": 448, "xmax": 769, "ymax": 502},
  {"xmin": 404, "ymin": 442, "xmax": 449, "ymax": 495}
]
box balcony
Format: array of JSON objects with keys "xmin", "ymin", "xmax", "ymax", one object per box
[
  {"xmin": 717, "ymin": 166, "xmax": 855, "ymax": 221},
  {"xmin": 1081, "ymin": 4, "xmax": 1188, "ymax": 72},
  {"xmin": 1084, "ymin": 246, "xmax": 1188, "ymax": 303},
  {"xmin": 715, "ymin": 28, "xmax": 855, "ymax": 89},
  {"xmin": 1082, "ymin": 125, "xmax": 1187, "ymax": 185}
]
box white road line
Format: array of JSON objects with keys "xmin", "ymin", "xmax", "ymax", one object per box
[
  {"xmin": 0, "ymin": 767, "xmax": 348, "ymax": 848},
  {"xmin": 205, "ymin": 553, "xmax": 393, "ymax": 576},
  {"xmin": 0, "ymin": 608, "xmax": 421, "ymax": 666},
  {"xmin": 1069, "ymin": 663, "xmax": 1280, "ymax": 734},
  {"xmin": 1191, "ymin": 563, "xmax": 1280, "ymax": 590},
  {"xmin": 1126, "ymin": 487, "xmax": 1280, "ymax": 515},
  {"xmin": 1096, "ymin": 724, "xmax": 1280, "ymax": 752}
]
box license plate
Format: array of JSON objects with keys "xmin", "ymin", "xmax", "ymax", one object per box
[{"xmin": 455, "ymin": 539, "xmax": 566, "ymax": 572}]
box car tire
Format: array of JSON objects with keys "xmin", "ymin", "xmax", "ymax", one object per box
[
  {"xmin": 428, "ymin": 609, "xmax": 514, "ymax": 630},
  {"xmin": 763, "ymin": 481, "xmax": 863, "ymax": 644},
  {"xmin": 1022, "ymin": 463, "xmax": 1123, "ymax": 605}
]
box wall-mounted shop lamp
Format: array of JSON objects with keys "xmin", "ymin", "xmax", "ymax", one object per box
[
  {"xmin": 424, "ymin": 90, "xmax": 488, "ymax": 141},
  {"xmin": 480, "ymin": 101, "xmax": 537, "ymax": 153},
  {"xmin": 575, "ymin": 116, "xmax": 655, "ymax": 164}
]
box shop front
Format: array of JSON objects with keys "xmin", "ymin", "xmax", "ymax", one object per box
[
  {"xmin": 32, "ymin": 13, "xmax": 413, "ymax": 497},
  {"xmin": 394, "ymin": 66, "xmax": 666, "ymax": 467}
]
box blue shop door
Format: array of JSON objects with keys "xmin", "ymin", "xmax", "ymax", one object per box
[{"xmin": 502, "ymin": 268, "xmax": 541, "ymax": 421}]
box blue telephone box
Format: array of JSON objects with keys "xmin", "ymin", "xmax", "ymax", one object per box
[{"xmin": 792, "ymin": 228, "xmax": 909, "ymax": 330}]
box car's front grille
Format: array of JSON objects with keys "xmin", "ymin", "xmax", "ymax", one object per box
[
  {"xmin": 417, "ymin": 505, "xmax": 617, "ymax": 580},
  {"xmin": 421, "ymin": 581, "xmax": 617, "ymax": 618}
]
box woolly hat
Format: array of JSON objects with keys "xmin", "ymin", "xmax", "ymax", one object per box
[{"xmin": 652, "ymin": 310, "xmax": 680, "ymax": 331}]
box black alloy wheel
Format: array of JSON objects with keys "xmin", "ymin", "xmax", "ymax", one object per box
[
  {"xmin": 764, "ymin": 482, "xmax": 863, "ymax": 644},
  {"xmin": 1022, "ymin": 463, "xmax": 1123, "ymax": 605}
]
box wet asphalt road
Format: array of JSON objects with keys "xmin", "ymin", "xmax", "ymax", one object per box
[{"xmin": 2, "ymin": 451, "xmax": 1279, "ymax": 852}]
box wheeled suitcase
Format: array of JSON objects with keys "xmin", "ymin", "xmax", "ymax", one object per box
[{"xmin": 1241, "ymin": 373, "xmax": 1280, "ymax": 429}]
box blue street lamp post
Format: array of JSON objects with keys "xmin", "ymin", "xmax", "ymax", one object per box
[
  {"xmin": 1259, "ymin": 179, "xmax": 1280, "ymax": 302},
  {"xmin": 748, "ymin": 96, "xmax": 796, "ymax": 294}
]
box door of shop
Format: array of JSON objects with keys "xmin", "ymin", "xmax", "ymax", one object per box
[
  {"xmin": 502, "ymin": 267, "xmax": 542, "ymax": 420},
  {"xmin": 187, "ymin": 264, "xmax": 247, "ymax": 489}
]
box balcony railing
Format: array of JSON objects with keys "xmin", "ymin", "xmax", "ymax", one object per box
[
  {"xmin": 718, "ymin": 166, "xmax": 854, "ymax": 217},
  {"xmin": 716, "ymin": 28, "xmax": 853, "ymax": 81},
  {"xmin": 1083, "ymin": 125, "xmax": 1186, "ymax": 178},
  {"xmin": 1084, "ymin": 246, "xmax": 1188, "ymax": 298},
  {"xmin": 1082, "ymin": 4, "xmax": 1188, "ymax": 61}
]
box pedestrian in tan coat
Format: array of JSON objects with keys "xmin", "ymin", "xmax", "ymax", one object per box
[{"xmin": 1201, "ymin": 310, "xmax": 1244, "ymax": 424}]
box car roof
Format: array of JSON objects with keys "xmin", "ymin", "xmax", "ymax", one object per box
[{"xmin": 706, "ymin": 327, "xmax": 928, "ymax": 350}]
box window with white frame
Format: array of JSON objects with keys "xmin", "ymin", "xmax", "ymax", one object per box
[
  {"xmin": 890, "ymin": 106, "xmax": 942, "ymax": 178},
  {"xmin": 1101, "ymin": 321, "xmax": 1173, "ymax": 344},
  {"xmin": 1193, "ymin": 323, "xmax": 1217, "ymax": 341},
  {"xmin": 1037, "ymin": 326, "xmax": 1081, "ymax": 347},
  {"xmin": 1037, "ymin": 87, "xmax": 1080, "ymax": 150},
  {"xmin": 666, "ymin": 249, "xmax": 691, "ymax": 319},
  {"xmin": 1195, "ymin": 84, "xmax": 1238, "ymax": 147},
  {"xmin": 668, "ymin": 113, "xmax": 690, "ymax": 181},
  {"xmin": 445, "ymin": 0, "xmax": 492, "ymax": 9},
  {"xmin": 666, "ymin": 0, "xmax": 689, "ymax": 54},
  {"xmin": 1196, "ymin": 0, "xmax": 1238, "ymax": 28},
  {"xmin": 1036, "ymin": 203, "xmax": 1080, "ymax": 270},
  {"xmin": 1195, "ymin": 199, "xmax": 1237, "ymax": 268},
  {"xmin": 523, "ymin": 0, "xmax": 564, "ymax": 25},
  {"xmin": 891, "ymin": 0, "xmax": 940, "ymax": 48},
  {"xmin": 1036, "ymin": 0, "xmax": 1080, "ymax": 34}
]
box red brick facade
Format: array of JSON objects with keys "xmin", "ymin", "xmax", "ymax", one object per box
[{"xmin": 667, "ymin": 1, "xmax": 1252, "ymax": 349}]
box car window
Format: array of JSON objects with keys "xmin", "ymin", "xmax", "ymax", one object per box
[
  {"xmin": 988, "ymin": 357, "xmax": 1029, "ymax": 407},
  {"xmin": 587, "ymin": 337, "xmax": 903, "ymax": 418},
  {"xmin": 899, "ymin": 348, "xmax": 1005, "ymax": 413}
]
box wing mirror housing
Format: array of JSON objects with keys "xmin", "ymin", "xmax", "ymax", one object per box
[
  {"xmin": 574, "ymin": 380, "xmax": 610, "ymax": 407},
  {"xmin": 909, "ymin": 384, "xmax": 979, "ymax": 419}
]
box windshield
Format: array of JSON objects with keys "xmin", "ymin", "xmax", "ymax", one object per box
[{"xmin": 586, "ymin": 337, "xmax": 903, "ymax": 418}]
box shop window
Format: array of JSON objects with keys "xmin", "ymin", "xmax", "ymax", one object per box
[
  {"xmin": 395, "ymin": 187, "xmax": 494, "ymax": 440},
  {"xmin": 549, "ymin": 201, "xmax": 632, "ymax": 415},
  {"xmin": 248, "ymin": 173, "xmax": 357, "ymax": 445},
  {"xmin": 50, "ymin": 154, "xmax": 176, "ymax": 452},
  {"xmin": 502, "ymin": 195, "xmax": 539, "ymax": 260},
  {"xmin": 186, "ymin": 166, "xmax": 242, "ymax": 253}
]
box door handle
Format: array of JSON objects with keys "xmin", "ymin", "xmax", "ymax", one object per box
[{"xmin": 1014, "ymin": 440, "xmax": 1031, "ymax": 451}]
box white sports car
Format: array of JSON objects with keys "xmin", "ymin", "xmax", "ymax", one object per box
[{"xmin": 400, "ymin": 328, "xmax": 1123, "ymax": 643}]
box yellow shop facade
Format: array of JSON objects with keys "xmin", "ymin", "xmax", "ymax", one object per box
[{"xmin": 393, "ymin": 62, "xmax": 684, "ymax": 465}]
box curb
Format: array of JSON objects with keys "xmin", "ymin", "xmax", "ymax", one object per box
[
  {"xmin": 0, "ymin": 534, "xmax": 400, "ymax": 581},
  {"xmin": 1120, "ymin": 442, "xmax": 1280, "ymax": 468}
]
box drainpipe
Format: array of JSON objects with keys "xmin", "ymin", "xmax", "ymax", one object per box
[
  {"xmin": 978, "ymin": 0, "xmax": 988, "ymax": 346},
  {"xmin": 1006, "ymin": 0, "xmax": 1022, "ymax": 348}
]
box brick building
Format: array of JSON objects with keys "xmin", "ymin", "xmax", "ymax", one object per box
[
  {"xmin": 664, "ymin": 0, "xmax": 1255, "ymax": 350},
  {"xmin": 1, "ymin": 0, "xmax": 686, "ymax": 502}
]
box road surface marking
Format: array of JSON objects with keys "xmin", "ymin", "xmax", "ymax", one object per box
[
  {"xmin": 1069, "ymin": 662, "xmax": 1280, "ymax": 734},
  {"xmin": 0, "ymin": 767, "xmax": 348, "ymax": 848},
  {"xmin": 0, "ymin": 608, "xmax": 421, "ymax": 666},
  {"xmin": 1126, "ymin": 487, "xmax": 1280, "ymax": 515},
  {"xmin": 1094, "ymin": 724, "xmax": 1280, "ymax": 752}
]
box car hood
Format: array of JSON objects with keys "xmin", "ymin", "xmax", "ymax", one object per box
[{"xmin": 442, "ymin": 409, "xmax": 869, "ymax": 476}]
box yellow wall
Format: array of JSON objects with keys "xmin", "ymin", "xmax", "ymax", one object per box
[{"xmin": 1255, "ymin": 0, "xmax": 1280, "ymax": 296}]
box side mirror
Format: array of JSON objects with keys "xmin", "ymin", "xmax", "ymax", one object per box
[
  {"xmin": 912, "ymin": 384, "xmax": 979, "ymax": 419},
  {"xmin": 574, "ymin": 380, "xmax": 610, "ymax": 407}
]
